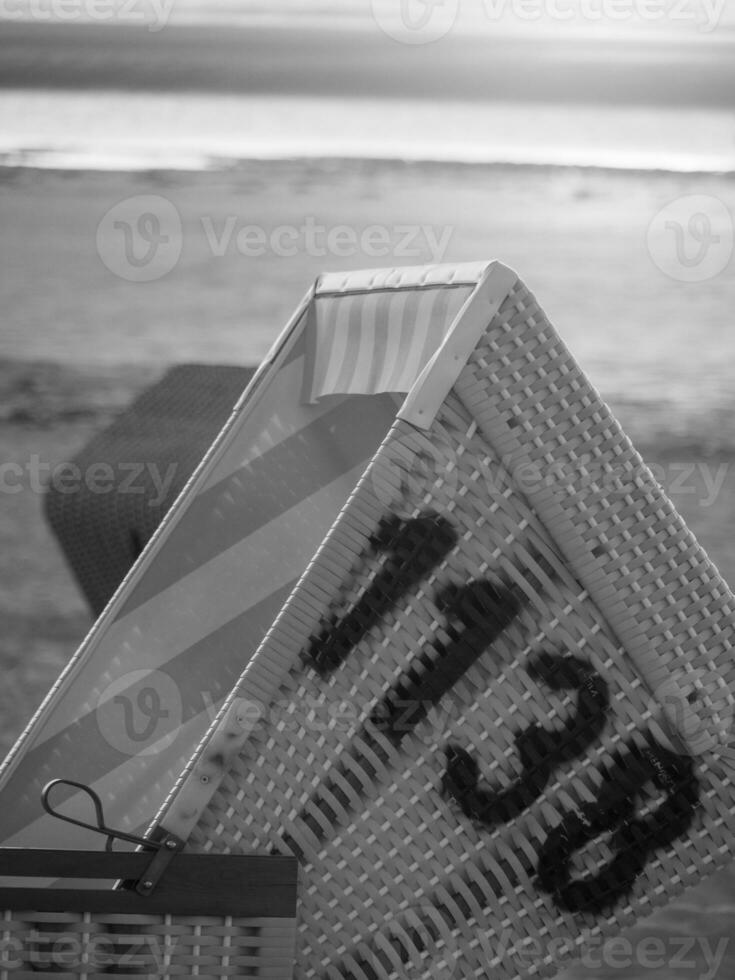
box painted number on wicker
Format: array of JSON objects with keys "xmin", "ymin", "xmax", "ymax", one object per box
[
  {"xmin": 442, "ymin": 653, "xmax": 610, "ymax": 828},
  {"xmin": 307, "ymin": 513, "xmax": 458, "ymax": 678},
  {"xmin": 536, "ymin": 735, "xmax": 699, "ymax": 914},
  {"xmin": 444, "ymin": 659, "xmax": 700, "ymax": 914},
  {"xmin": 301, "ymin": 512, "xmax": 526, "ymax": 843},
  {"xmin": 305, "ymin": 510, "xmax": 701, "ymax": 917}
]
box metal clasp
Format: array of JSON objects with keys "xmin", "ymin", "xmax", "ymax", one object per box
[{"xmin": 42, "ymin": 778, "xmax": 184, "ymax": 896}]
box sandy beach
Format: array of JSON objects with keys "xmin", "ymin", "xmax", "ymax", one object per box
[
  {"xmin": 4, "ymin": 161, "xmax": 735, "ymax": 427},
  {"xmin": 3, "ymin": 155, "xmax": 735, "ymax": 724}
]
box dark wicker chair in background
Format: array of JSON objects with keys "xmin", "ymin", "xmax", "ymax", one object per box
[{"xmin": 44, "ymin": 363, "xmax": 255, "ymax": 616}]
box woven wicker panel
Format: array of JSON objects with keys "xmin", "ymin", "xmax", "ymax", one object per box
[
  {"xmin": 44, "ymin": 364, "xmax": 254, "ymax": 615},
  {"xmin": 0, "ymin": 911, "xmax": 296, "ymax": 979},
  {"xmin": 166, "ymin": 273, "xmax": 735, "ymax": 980}
]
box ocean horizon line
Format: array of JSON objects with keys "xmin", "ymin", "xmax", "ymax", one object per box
[{"xmin": 2, "ymin": 148, "xmax": 734, "ymax": 176}]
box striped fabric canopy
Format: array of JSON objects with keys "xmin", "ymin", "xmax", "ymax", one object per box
[{"xmin": 304, "ymin": 277, "xmax": 471, "ymax": 402}]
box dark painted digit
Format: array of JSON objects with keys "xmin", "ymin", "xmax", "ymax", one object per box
[
  {"xmin": 305, "ymin": 512, "xmax": 457, "ymax": 677},
  {"xmin": 443, "ymin": 653, "xmax": 609, "ymax": 827},
  {"xmin": 295, "ymin": 576, "xmax": 525, "ymax": 849},
  {"xmin": 536, "ymin": 736, "xmax": 699, "ymax": 915},
  {"xmin": 369, "ymin": 578, "xmax": 523, "ymax": 745}
]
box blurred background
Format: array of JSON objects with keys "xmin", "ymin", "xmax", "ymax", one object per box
[{"xmin": 1, "ymin": 2, "xmax": 735, "ymax": 976}]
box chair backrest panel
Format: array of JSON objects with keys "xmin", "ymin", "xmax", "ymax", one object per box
[{"xmin": 154, "ymin": 263, "xmax": 735, "ymax": 980}]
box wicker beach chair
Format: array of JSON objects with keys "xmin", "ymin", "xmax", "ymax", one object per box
[{"xmin": 143, "ymin": 260, "xmax": 735, "ymax": 980}]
